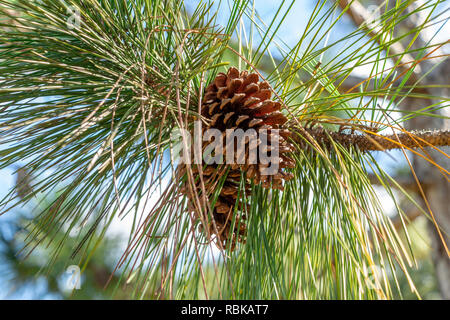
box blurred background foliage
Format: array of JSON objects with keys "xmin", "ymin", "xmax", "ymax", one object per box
[{"xmin": 0, "ymin": 187, "xmax": 441, "ymax": 299}]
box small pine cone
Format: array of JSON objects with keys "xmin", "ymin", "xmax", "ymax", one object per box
[{"xmin": 180, "ymin": 67, "xmax": 295, "ymax": 250}]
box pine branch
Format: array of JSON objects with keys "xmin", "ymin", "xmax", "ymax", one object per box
[
  {"xmin": 337, "ymin": 0, "xmax": 421, "ymax": 78},
  {"xmin": 291, "ymin": 126, "xmax": 450, "ymax": 152}
]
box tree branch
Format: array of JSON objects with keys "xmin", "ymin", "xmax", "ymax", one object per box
[
  {"xmin": 291, "ymin": 126, "xmax": 450, "ymax": 152},
  {"xmin": 337, "ymin": 0, "xmax": 421, "ymax": 80}
]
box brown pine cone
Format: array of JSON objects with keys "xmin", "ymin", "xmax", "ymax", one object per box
[{"xmin": 179, "ymin": 67, "xmax": 295, "ymax": 250}]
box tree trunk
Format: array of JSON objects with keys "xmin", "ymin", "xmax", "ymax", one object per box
[
  {"xmin": 402, "ymin": 0, "xmax": 450, "ymax": 299},
  {"xmin": 405, "ymin": 68, "xmax": 450, "ymax": 300},
  {"xmin": 339, "ymin": 0, "xmax": 450, "ymax": 299}
]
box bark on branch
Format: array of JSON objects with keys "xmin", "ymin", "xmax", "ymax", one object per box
[{"xmin": 291, "ymin": 127, "xmax": 450, "ymax": 153}]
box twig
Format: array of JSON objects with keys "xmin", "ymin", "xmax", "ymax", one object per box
[{"xmin": 291, "ymin": 126, "xmax": 450, "ymax": 152}]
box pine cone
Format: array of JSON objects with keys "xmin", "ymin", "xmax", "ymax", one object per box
[{"xmin": 179, "ymin": 67, "xmax": 295, "ymax": 250}]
